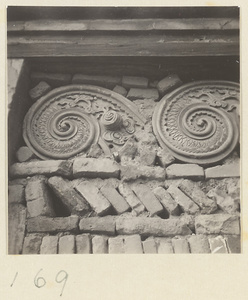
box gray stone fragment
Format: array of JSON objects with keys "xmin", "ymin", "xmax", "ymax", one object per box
[
  {"xmin": 31, "ymin": 72, "xmax": 72, "ymax": 87},
  {"xmin": 118, "ymin": 136, "xmax": 138, "ymax": 161},
  {"xmin": 16, "ymin": 146, "xmax": 35, "ymax": 162},
  {"xmin": 122, "ymin": 76, "xmax": 148, "ymax": 89},
  {"xmin": 8, "ymin": 184, "xmax": 25, "ymax": 204},
  {"xmin": 172, "ymin": 237, "xmax": 190, "ymax": 253},
  {"xmin": 40, "ymin": 235, "xmax": 58, "ymax": 254},
  {"xmin": 29, "ymin": 81, "xmax": 52, "ymax": 101},
  {"xmin": 87, "ymin": 143, "xmax": 104, "ymax": 158},
  {"xmin": 137, "ymin": 145, "xmax": 157, "ymax": 166},
  {"xmin": 10, "ymin": 160, "xmax": 72, "ymax": 178},
  {"xmin": 127, "ymin": 88, "xmax": 159, "ymax": 101},
  {"xmin": 22, "ymin": 234, "xmax": 43, "ymax": 254},
  {"xmin": 153, "ymin": 186, "xmax": 180, "ymax": 216},
  {"xmin": 225, "ymin": 235, "xmax": 241, "ymax": 253},
  {"xmin": 113, "ymin": 85, "xmax": 127, "ymax": 97},
  {"xmin": 209, "ymin": 235, "xmax": 228, "ymax": 253},
  {"xmin": 79, "ymin": 216, "xmax": 116, "ymax": 235},
  {"xmin": 72, "ymin": 74, "xmax": 121, "ymax": 88},
  {"xmin": 187, "ymin": 235, "xmax": 211, "ymax": 253},
  {"xmin": 157, "ymin": 74, "xmax": 182, "ymax": 96},
  {"xmin": 195, "ymin": 214, "xmax": 240, "ymax": 235},
  {"xmin": 156, "ymin": 238, "xmax": 174, "ymax": 254},
  {"xmin": 205, "ymin": 162, "xmax": 240, "ymax": 179},
  {"xmin": 48, "ymin": 176, "xmax": 91, "ymax": 216},
  {"xmin": 156, "ymin": 148, "xmax": 175, "ymax": 168},
  {"xmin": 166, "ymin": 164, "xmax": 204, "ymax": 180}
]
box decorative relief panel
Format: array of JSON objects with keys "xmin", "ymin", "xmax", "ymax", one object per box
[
  {"xmin": 23, "ymin": 85, "xmax": 146, "ymax": 160},
  {"xmin": 152, "ymin": 81, "xmax": 240, "ymax": 165}
]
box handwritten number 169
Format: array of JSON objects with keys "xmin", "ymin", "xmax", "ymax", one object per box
[{"xmin": 34, "ymin": 269, "xmax": 68, "ymax": 296}]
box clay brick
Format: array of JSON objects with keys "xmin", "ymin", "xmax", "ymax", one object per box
[
  {"xmin": 8, "ymin": 204, "xmax": 27, "ymax": 254},
  {"xmin": 73, "ymin": 157, "xmax": 120, "ymax": 179},
  {"xmin": 127, "ymin": 88, "xmax": 159, "ymax": 101},
  {"xmin": 31, "ymin": 72, "xmax": 72, "ymax": 87},
  {"xmin": 108, "ymin": 237, "xmax": 124, "ymax": 254},
  {"xmin": 29, "ymin": 81, "xmax": 52, "ymax": 101},
  {"xmin": 153, "ymin": 186, "xmax": 180, "ymax": 216},
  {"xmin": 100, "ymin": 184, "xmax": 130, "ymax": 214},
  {"xmin": 27, "ymin": 215, "xmax": 79, "ymax": 233},
  {"xmin": 48, "ymin": 176, "xmax": 91, "ymax": 216},
  {"xmin": 137, "ymin": 145, "xmax": 157, "ymax": 166},
  {"xmin": 59, "ymin": 235, "xmax": 75, "ymax": 254},
  {"xmin": 124, "ymin": 235, "xmax": 143, "ymax": 254},
  {"xmin": 22, "ymin": 234, "xmax": 43, "ymax": 254},
  {"xmin": 72, "ymin": 74, "xmax": 121, "ymax": 88},
  {"xmin": 187, "ymin": 235, "xmax": 210, "ymax": 253},
  {"xmin": 156, "ymin": 238, "xmax": 174, "ymax": 254},
  {"xmin": 116, "ymin": 217, "xmax": 191, "ymax": 237},
  {"xmin": 166, "ymin": 164, "xmax": 204, "ymax": 180},
  {"xmin": 195, "ymin": 214, "xmax": 240, "ymax": 235},
  {"xmin": 157, "ymin": 74, "xmax": 182, "ymax": 96},
  {"xmin": 87, "ymin": 143, "xmax": 104, "ymax": 158},
  {"xmin": 118, "ymin": 137, "xmax": 138, "ymax": 160},
  {"xmin": 156, "ymin": 148, "xmax": 175, "ymax": 168},
  {"xmin": 134, "ymin": 124, "xmax": 158, "ymax": 146},
  {"xmin": 76, "ymin": 234, "xmax": 91, "ymax": 254},
  {"xmin": 209, "ymin": 236, "xmax": 228, "ymax": 253},
  {"xmin": 25, "ymin": 176, "xmax": 55, "ymax": 217},
  {"xmin": 205, "ymin": 162, "xmax": 240, "ymax": 179},
  {"xmin": 118, "ymin": 183, "xmax": 145, "ymax": 215},
  {"xmin": 9, "ymin": 160, "xmax": 72, "ymax": 178},
  {"xmin": 121, "ymin": 163, "xmax": 165, "ymax": 181},
  {"xmin": 179, "ymin": 180, "xmax": 217, "ymax": 214},
  {"xmin": 132, "ymin": 184, "xmax": 164, "ymax": 216},
  {"xmin": 172, "ymin": 237, "xmax": 190, "ymax": 253},
  {"xmin": 40, "ymin": 236, "xmax": 58, "ymax": 254},
  {"xmin": 143, "ymin": 237, "xmax": 157, "ymax": 253},
  {"xmin": 122, "ymin": 76, "xmax": 148, "ymax": 89},
  {"xmin": 167, "ymin": 185, "xmax": 200, "ymax": 215},
  {"xmin": 92, "ymin": 236, "xmax": 108, "ymax": 254},
  {"xmin": 16, "ymin": 146, "xmax": 35, "ymax": 162},
  {"xmin": 75, "ymin": 181, "xmax": 111, "ymax": 216},
  {"xmin": 8, "ymin": 184, "xmax": 25, "ymax": 204},
  {"xmin": 113, "ymin": 85, "xmax": 127, "ymax": 97},
  {"xmin": 79, "ymin": 217, "xmax": 116, "ymax": 235},
  {"xmin": 225, "ymin": 235, "xmax": 241, "ymax": 253}
]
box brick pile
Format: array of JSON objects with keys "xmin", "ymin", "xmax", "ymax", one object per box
[{"xmin": 8, "ymin": 72, "xmax": 241, "ymax": 254}]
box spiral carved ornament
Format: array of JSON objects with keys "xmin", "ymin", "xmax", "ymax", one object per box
[{"xmin": 152, "ymin": 81, "xmax": 240, "ymax": 165}]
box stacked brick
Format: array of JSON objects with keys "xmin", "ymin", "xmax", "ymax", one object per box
[{"xmin": 8, "ymin": 72, "xmax": 241, "ymax": 254}]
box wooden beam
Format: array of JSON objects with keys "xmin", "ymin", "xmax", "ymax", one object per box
[
  {"xmin": 8, "ymin": 32, "xmax": 239, "ymax": 58},
  {"xmin": 8, "ymin": 18, "xmax": 239, "ymax": 32}
]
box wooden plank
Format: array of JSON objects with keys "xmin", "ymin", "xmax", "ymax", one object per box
[
  {"xmin": 7, "ymin": 33, "xmax": 239, "ymax": 58},
  {"xmin": 7, "ymin": 18, "xmax": 239, "ymax": 32}
]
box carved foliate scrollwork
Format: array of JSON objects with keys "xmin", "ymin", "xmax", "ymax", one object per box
[
  {"xmin": 23, "ymin": 85, "xmax": 145, "ymax": 160},
  {"xmin": 152, "ymin": 81, "xmax": 240, "ymax": 165}
]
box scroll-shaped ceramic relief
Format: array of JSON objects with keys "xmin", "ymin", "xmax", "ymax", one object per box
[
  {"xmin": 152, "ymin": 81, "xmax": 239, "ymax": 165},
  {"xmin": 23, "ymin": 85, "xmax": 146, "ymax": 159}
]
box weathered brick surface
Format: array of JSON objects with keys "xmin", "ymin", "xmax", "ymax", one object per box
[
  {"xmin": 205, "ymin": 162, "xmax": 240, "ymax": 179},
  {"xmin": 87, "ymin": 143, "xmax": 104, "ymax": 158},
  {"xmin": 118, "ymin": 136, "xmax": 138, "ymax": 161},
  {"xmin": 40, "ymin": 235, "xmax": 58, "ymax": 254},
  {"xmin": 137, "ymin": 145, "xmax": 157, "ymax": 166},
  {"xmin": 156, "ymin": 148, "xmax": 175, "ymax": 168},
  {"xmin": 209, "ymin": 236, "xmax": 228, "ymax": 253},
  {"xmin": 127, "ymin": 88, "xmax": 159, "ymax": 101},
  {"xmin": 172, "ymin": 237, "xmax": 190, "ymax": 253},
  {"xmin": 10, "ymin": 160, "xmax": 72, "ymax": 178},
  {"xmin": 76, "ymin": 234, "xmax": 91, "ymax": 254},
  {"xmin": 157, "ymin": 74, "xmax": 182, "ymax": 96},
  {"xmin": 79, "ymin": 217, "xmax": 116, "ymax": 235},
  {"xmin": 122, "ymin": 76, "xmax": 148, "ymax": 89},
  {"xmin": 16, "ymin": 146, "xmax": 35, "ymax": 162},
  {"xmin": 118, "ymin": 183, "xmax": 145, "ymax": 215},
  {"xmin": 48, "ymin": 176, "xmax": 91, "ymax": 216},
  {"xmin": 29, "ymin": 81, "xmax": 52, "ymax": 101},
  {"xmin": 187, "ymin": 235, "xmax": 210, "ymax": 253},
  {"xmin": 132, "ymin": 184, "xmax": 164, "ymax": 216},
  {"xmin": 225, "ymin": 235, "xmax": 241, "ymax": 253},
  {"xmin": 134, "ymin": 124, "xmax": 158, "ymax": 146},
  {"xmin": 153, "ymin": 186, "xmax": 180, "ymax": 216},
  {"xmin": 156, "ymin": 238, "xmax": 174, "ymax": 254},
  {"xmin": 166, "ymin": 164, "xmax": 204, "ymax": 180},
  {"xmin": 124, "ymin": 235, "xmax": 143, "ymax": 254},
  {"xmin": 167, "ymin": 185, "xmax": 200, "ymax": 215},
  {"xmin": 8, "ymin": 184, "xmax": 25, "ymax": 204},
  {"xmin": 100, "ymin": 184, "xmax": 130, "ymax": 214},
  {"xmin": 92, "ymin": 236, "xmax": 108, "ymax": 254},
  {"xmin": 75, "ymin": 181, "xmax": 111, "ymax": 216},
  {"xmin": 116, "ymin": 217, "xmax": 191, "ymax": 237},
  {"xmin": 143, "ymin": 237, "xmax": 157, "ymax": 253},
  {"xmin": 195, "ymin": 214, "xmax": 240, "ymax": 235},
  {"xmin": 25, "ymin": 176, "xmax": 55, "ymax": 217},
  {"xmin": 31, "ymin": 72, "xmax": 72, "ymax": 87},
  {"xmin": 179, "ymin": 180, "xmax": 217, "ymax": 214},
  {"xmin": 73, "ymin": 157, "xmax": 120, "ymax": 179},
  {"xmin": 72, "ymin": 74, "xmax": 121, "ymax": 88},
  {"xmin": 27, "ymin": 215, "xmax": 79, "ymax": 233},
  {"xmin": 113, "ymin": 85, "xmax": 127, "ymax": 97},
  {"xmin": 121, "ymin": 163, "xmax": 165, "ymax": 181},
  {"xmin": 59, "ymin": 235, "xmax": 75, "ymax": 254},
  {"xmin": 108, "ymin": 236, "xmax": 124, "ymax": 254},
  {"xmin": 22, "ymin": 234, "xmax": 43, "ymax": 254},
  {"xmin": 8, "ymin": 204, "xmax": 27, "ymax": 254}
]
